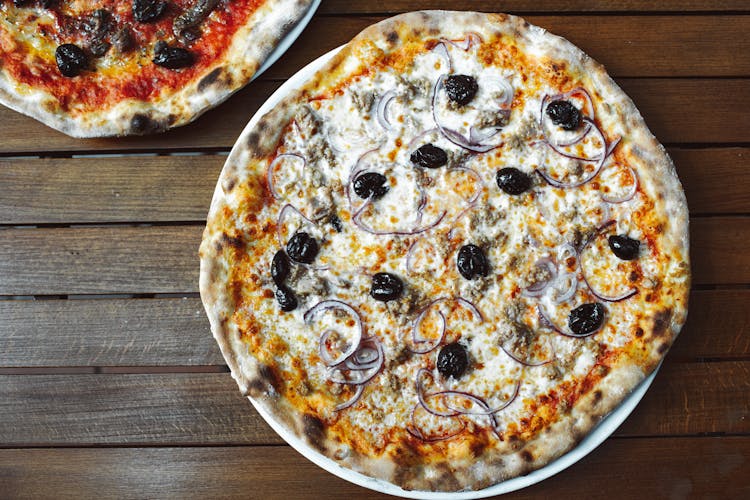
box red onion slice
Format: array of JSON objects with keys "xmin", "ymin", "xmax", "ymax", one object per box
[
  {"xmin": 440, "ymin": 32, "xmax": 483, "ymax": 51},
  {"xmin": 334, "ymin": 385, "xmax": 364, "ymax": 412},
  {"xmin": 267, "ymin": 153, "xmax": 306, "ymax": 200},
  {"xmin": 307, "ymin": 300, "xmax": 363, "ymax": 366},
  {"xmin": 553, "ymin": 272, "xmax": 578, "ymax": 304},
  {"xmin": 578, "ymin": 224, "xmax": 639, "ymax": 302},
  {"xmin": 447, "ymin": 166, "xmax": 484, "ymax": 204},
  {"xmin": 408, "ymin": 310, "xmax": 446, "ymax": 354},
  {"xmin": 431, "ymin": 75, "xmax": 503, "ymax": 154},
  {"xmin": 416, "ymin": 369, "xmax": 460, "ymax": 417},
  {"xmin": 431, "ymin": 41, "xmax": 452, "ymax": 72},
  {"xmin": 501, "ymin": 345, "xmax": 553, "ymax": 367},
  {"xmin": 522, "ymin": 257, "xmax": 558, "ymax": 297},
  {"xmin": 353, "ymin": 207, "xmax": 446, "ymax": 236},
  {"xmin": 557, "ymin": 242, "xmax": 577, "ymax": 266},
  {"xmin": 538, "ymin": 118, "xmax": 609, "ymax": 189},
  {"xmin": 406, "ymin": 405, "xmax": 467, "ymax": 442},
  {"xmin": 440, "ymin": 380, "xmax": 520, "ymax": 416},
  {"xmin": 601, "ymin": 165, "xmax": 639, "ymax": 204},
  {"xmin": 277, "ymin": 203, "xmax": 316, "ymax": 248},
  {"xmin": 375, "ymin": 90, "xmax": 396, "ymax": 132}
]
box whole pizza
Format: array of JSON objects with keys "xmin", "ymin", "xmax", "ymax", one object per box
[
  {"xmin": 200, "ymin": 11, "xmax": 690, "ymax": 493},
  {"xmin": 0, "ymin": 0, "xmax": 316, "ymax": 137}
]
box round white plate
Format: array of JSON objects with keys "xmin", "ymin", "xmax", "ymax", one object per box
[
  {"xmin": 231, "ymin": 46, "xmax": 660, "ymax": 499},
  {"xmin": 251, "ymin": 0, "xmax": 322, "ymax": 81}
]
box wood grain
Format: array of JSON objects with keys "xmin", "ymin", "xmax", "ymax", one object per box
[
  {"xmin": 0, "ymin": 225, "xmax": 202, "ymax": 295},
  {"xmin": 0, "ymin": 78, "xmax": 747, "ymax": 154},
  {"xmin": 0, "ymin": 298, "xmax": 219, "ymax": 367},
  {"xmin": 321, "ymin": 1, "xmax": 750, "ymax": 13},
  {"xmin": 0, "ymin": 217, "xmax": 744, "ymax": 296},
  {"xmin": 1, "ymin": 149, "xmax": 746, "ymax": 225},
  {"xmin": 1, "ymin": 362, "xmax": 747, "ymax": 446},
  {"xmin": 264, "ymin": 15, "xmax": 750, "ymax": 79},
  {"xmin": 1, "ymin": 438, "xmax": 747, "ymax": 499},
  {"xmin": 0, "ymin": 290, "xmax": 746, "ymax": 368},
  {"xmin": 0, "ymin": 156, "xmax": 223, "ymax": 224}
]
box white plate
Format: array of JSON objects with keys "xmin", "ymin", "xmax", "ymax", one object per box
[
  {"xmin": 251, "ymin": 0, "xmax": 322, "ymax": 81},
  {"xmin": 231, "ymin": 47, "xmax": 660, "ymax": 499}
]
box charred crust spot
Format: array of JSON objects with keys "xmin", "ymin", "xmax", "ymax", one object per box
[
  {"xmin": 658, "ymin": 342, "xmax": 670, "ymax": 354},
  {"xmin": 218, "ymin": 233, "xmax": 244, "ymax": 251},
  {"xmin": 386, "ymin": 30, "xmax": 399, "ymax": 44},
  {"xmin": 246, "ymin": 131, "xmax": 261, "ymax": 151},
  {"xmin": 521, "ymin": 449, "xmax": 533, "ymax": 462},
  {"xmin": 130, "ymin": 113, "xmax": 165, "ymax": 135},
  {"xmin": 652, "ymin": 308, "xmax": 673, "ymax": 337},
  {"xmin": 224, "ymin": 176, "xmax": 237, "ymax": 192},
  {"xmin": 592, "ymin": 390, "xmax": 603, "ymax": 405},
  {"xmin": 635, "ymin": 327, "xmax": 644, "ymax": 338},
  {"xmin": 259, "ymin": 363, "xmax": 280, "ymax": 391},
  {"xmin": 198, "ymin": 67, "xmax": 223, "ymax": 91},
  {"xmin": 302, "ymin": 414, "xmax": 326, "ymax": 451}
]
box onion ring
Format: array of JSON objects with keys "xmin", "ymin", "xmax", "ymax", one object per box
[
  {"xmin": 267, "ymin": 153, "xmax": 306, "ymax": 200},
  {"xmin": 307, "ymin": 300, "xmax": 364, "ymax": 366},
  {"xmin": 578, "ymin": 223, "xmax": 639, "ymax": 302},
  {"xmin": 601, "ymin": 165, "xmax": 639, "ymax": 204},
  {"xmin": 376, "ymin": 90, "xmax": 396, "ymax": 132}
]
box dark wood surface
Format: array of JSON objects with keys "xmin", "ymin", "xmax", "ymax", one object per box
[{"xmin": 1, "ymin": 2, "xmax": 748, "ymax": 498}]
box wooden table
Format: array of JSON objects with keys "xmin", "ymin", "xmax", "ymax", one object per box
[{"xmin": 1, "ymin": 1, "xmax": 749, "ymax": 498}]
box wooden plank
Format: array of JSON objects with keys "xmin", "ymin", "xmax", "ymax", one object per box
[
  {"xmin": 669, "ymin": 290, "xmax": 750, "ymax": 361},
  {"xmin": 265, "ymin": 15, "xmax": 750, "ymax": 79},
  {"xmin": 0, "ymin": 149, "xmax": 746, "ymax": 225},
  {"xmin": 0, "ymin": 156, "xmax": 223, "ymax": 225},
  {"xmin": 0, "ymin": 290, "xmax": 746, "ymax": 368},
  {"xmin": 672, "ymin": 148, "xmax": 750, "ymax": 214},
  {"xmin": 0, "ymin": 226, "xmax": 201, "ymax": 295},
  {"xmin": 0, "ymin": 362, "xmax": 747, "ymax": 446},
  {"xmin": 690, "ymin": 217, "xmax": 750, "ymax": 286},
  {"xmin": 0, "ymin": 373, "xmax": 279, "ymax": 446},
  {"xmin": 0, "ymin": 299, "xmax": 219, "ymax": 367},
  {"xmin": 321, "ymin": 1, "xmax": 750, "ymax": 13},
  {"xmin": 0, "ymin": 217, "xmax": 745, "ymax": 296},
  {"xmin": 1, "ymin": 438, "xmax": 748, "ymax": 498},
  {"xmin": 0, "ymin": 78, "xmax": 747, "ymax": 154}
]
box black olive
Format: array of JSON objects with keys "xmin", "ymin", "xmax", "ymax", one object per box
[
  {"xmin": 286, "ymin": 232, "xmax": 319, "ymax": 264},
  {"xmin": 112, "ymin": 28, "xmax": 135, "ymax": 53},
  {"xmin": 608, "ymin": 235, "xmax": 640, "ymax": 261},
  {"xmin": 437, "ymin": 343, "xmax": 469, "ymax": 379},
  {"xmin": 153, "ymin": 41, "xmax": 195, "ymax": 69},
  {"xmin": 444, "ymin": 74, "xmax": 478, "ymax": 106},
  {"xmin": 329, "ymin": 214, "xmax": 343, "ymax": 233},
  {"xmin": 568, "ymin": 303, "xmax": 606, "ymax": 336},
  {"xmin": 546, "ymin": 100, "xmax": 582, "ymax": 131},
  {"xmin": 456, "ymin": 244, "xmax": 489, "ymax": 280},
  {"xmin": 55, "ymin": 44, "xmax": 88, "ymax": 77},
  {"xmin": 410, "ymin": 144, "xmax": 448, "ymax": 169},
  {"xmin": 133, "ymin": 0, "xmax": 168, "ymax": 23},
  {"xmin": 89, "ymin": 40, "xmax": 111, "ymax": 58},
  {"xmin": 275, "ymin": 285, "xmax": 298, "ymax": 312},
  {"xmin": 271, "ymin": 250, "xmax": 290, "ymax": 286},
  {"xmin": 353, "ymin": 172, "xmax": 389, "ymax": 200},
  {"xmin": 83, "ymin": 9, "xmax": 111, "ymax": 39},
  {"xmin": 370, "ymin": 272, "xmax": 403, "ymax": 302},
  {"xmin": 496, "ymin": 167, "xmax": 531, "ymax": 195}
]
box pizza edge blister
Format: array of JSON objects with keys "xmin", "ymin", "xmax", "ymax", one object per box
[
  {"xmin": 199, "ymin": 11, "xmax": 690, "ymax": 493},
  {"xmin": 0, "ymin": 0, "xmax": 315, "ymax": 137}
]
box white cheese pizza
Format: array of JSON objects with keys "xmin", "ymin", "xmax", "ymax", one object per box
[{"xmin": 200, "ymin": 11, "xmax": 690, "ymax": 493}]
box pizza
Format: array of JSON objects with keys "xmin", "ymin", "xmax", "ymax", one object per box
[
  {"xmin": 0, "ymin": 0, "xmax": 316, "ymax": 137},
  {"xmin": 199, "ymin": 11, "xmax": 690, "ymax": 493}
]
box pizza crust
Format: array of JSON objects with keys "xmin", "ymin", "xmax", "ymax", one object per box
[
  {"xmin": 200, "ymin": 11, "xmax": 690, "ymax": 493},
  {"xmin": 0, "ymin": 0, "xmax": 315, "ymax": 137}
]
